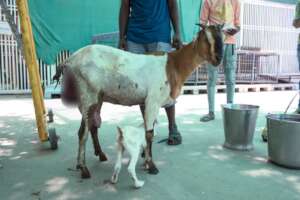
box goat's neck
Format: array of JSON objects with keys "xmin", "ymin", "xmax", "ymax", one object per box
[{"xmin": 166, "ymin": 41, "xmax": 205, "ymax": 98}]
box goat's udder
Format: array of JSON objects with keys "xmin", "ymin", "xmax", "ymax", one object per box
[{"xmin": 61, "ymin": 71, "xmax": 79, "ymax": 105}]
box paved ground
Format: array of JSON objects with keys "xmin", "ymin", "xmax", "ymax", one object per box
[{"xmin": 0, "ymin": 91, "xmax": 300, "ymax": 200}]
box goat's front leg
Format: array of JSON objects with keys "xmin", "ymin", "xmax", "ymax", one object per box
[
  {"xmin": 76, "ymin": 117, "xmax": 91, "ymax": 179},
  {"xmin": 144, "ymin": 99, "xmax": 160, "ymax": 175}
]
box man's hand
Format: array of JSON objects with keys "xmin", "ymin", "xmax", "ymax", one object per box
[
  {"xmin": 119, "ymin": 0, "xmax": 130, "ymax": 50},
  {"xmin": 118, "ymin": 38, "xmax": 127, "ymax": 50},
  {"xmin": 172, "ymin": 33, "xmax": 183, "ymax": 50},
  {"xmin": 224, "ymin": 28, "xmax": 239, "ymax": 36}
]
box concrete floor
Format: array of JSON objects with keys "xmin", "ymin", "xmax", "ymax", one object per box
[{"xmin": 0, "ymin": 91, "xmax": 300, "ymax": 200}]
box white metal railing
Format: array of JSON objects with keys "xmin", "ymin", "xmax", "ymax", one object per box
[
  {"xmin": 239, "ymin": 0, "xmax": 299, "ymax": 74},
  {"xmin": 0, "ymin": 0, "xmax": 69, "ymax": 94},
  {"xmin": 187, "ymin": 0, "xmax": 299, "ymax": 85}
]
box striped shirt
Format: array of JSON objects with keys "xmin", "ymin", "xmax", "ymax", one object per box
[{"xmin": 200, "ymin": 0, "xmax": 240, "ymax": 44}]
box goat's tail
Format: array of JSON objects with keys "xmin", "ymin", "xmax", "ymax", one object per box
[
  {"xmin": 117, "ymin": 126, "xmax": 124, "ymax": 142},
  {"xmin": 53, "ymin": 62, "xmax": 79, "ymax": 105},
  {"xmin": 52, "ymin": 62, "xmax": 66, "ymax": 85}
]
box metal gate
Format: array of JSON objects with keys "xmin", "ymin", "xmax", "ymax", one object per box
[
  {"xmin": 0, "ymin": 0, "xmax": 69, "ymax": 94},
  {"xmin": 187, "ymin": 0, "xmax": 299, "ymax": 85}
]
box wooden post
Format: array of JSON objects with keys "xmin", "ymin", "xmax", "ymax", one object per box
[
  {"xmin": 24, "ymin": 0, "xmax": 46, "ymax": 115},
  {"xmin": 16, "ymin": 0, "xmax": 48, "ymax": 141}
]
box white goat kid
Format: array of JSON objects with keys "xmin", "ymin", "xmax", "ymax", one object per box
[
  {"xmin": 53, "ymin": 25, "xmax": 223, "ymax": 179},
  {"xmin": 111, "ymin": 126, "xmax": 146, "ymax": 188}
]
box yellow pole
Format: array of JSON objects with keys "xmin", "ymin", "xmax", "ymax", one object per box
[
  {"xmin": 16, "ymin": 0, "xmax": 48, "ymax": 141},
  {"xmin": 24, "ymin": 0, "xmax": 46, "ymax": 115}
]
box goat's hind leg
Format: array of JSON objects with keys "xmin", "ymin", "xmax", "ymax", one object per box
[
  {"xmin": 76, "ymin": 117, "xmax": 91, "ymax": 179},
  {"xmin": 111, "ymin": 144, "xmax": 124, "ymax": 184},
  {"xmin": 128, "ymin": 146, "xmax": 144, "ymax": 188},
  {"xmin": 88, "ymin": 102, "xmax": 107, "ymax": 161},
  {"xmin": 90, "ymin": 127, "xmax": 107, "ymax": 161}
]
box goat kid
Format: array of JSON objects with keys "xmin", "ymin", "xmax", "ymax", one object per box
[{"xmin": 111, "ymin": 126, "xmax": 147, "ymax": 188}]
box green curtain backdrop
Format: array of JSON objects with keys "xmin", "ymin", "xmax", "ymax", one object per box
[
  {"xmin": 28, "ymin": 0, "xmax": 297, "ymax": 64},
  {"xmin": 178, "ymin": 0, "xmax": 202, "ymax": 43},
  {"xmin": 28, "ymin": 0, "xmax": 121, "ymax": 64},
  {"xmin": 28, "ymin": 0, "xmax": 204, "ymax": 64}
]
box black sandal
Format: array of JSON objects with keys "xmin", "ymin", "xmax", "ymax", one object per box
[
  {"xmin": 200, "ymin": 112, "xmax": 215, "ymax": 122},
  {"xmin": 167, "ymin": 134, "xmax": 182, "ymax": 145},
  {"xmin": 167, "ymin": 125, "xmax": 182, "ymax": 145}
]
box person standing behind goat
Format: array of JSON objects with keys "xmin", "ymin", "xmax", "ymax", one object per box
[
  {"xmin": 293, "ymin": 0, "xmax": 300, "ymax": 114},
  {"xmin": 119, "ymin": 0, "xmax": 183, "ymax": 144},
  {"xmin": 200, "ymin": 0, "xmax": 241, "ymax": 122}
]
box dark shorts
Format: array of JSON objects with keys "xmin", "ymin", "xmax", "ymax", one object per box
[{"xmin": 127, "ymin": 41, "xmax": 172, "ymax": 54}]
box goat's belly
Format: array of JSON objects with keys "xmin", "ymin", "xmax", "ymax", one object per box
[{"xmin": 102, "ymin": 84, "xmax": 146, "ymax": 106}]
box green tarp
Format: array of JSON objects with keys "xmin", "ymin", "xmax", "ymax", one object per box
[
  {"xmin": 179, "ymin": 0, "xmax": 202, "ymax": 43},
  {"xmin": 28, "ymin": 0, "xmax": 202, "ymax": 64},
  {"xmin": 28, "ymin": 0, "xmax": 121, "ymax": 64}
]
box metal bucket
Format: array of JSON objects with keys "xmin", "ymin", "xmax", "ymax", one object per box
[
  {"xmin": 222, "ymin": 104, "xmax": 259, "ymax": 151},
  {"xmin": 267, "ymin": 114, "xmax": 300, "ymax": 169}
]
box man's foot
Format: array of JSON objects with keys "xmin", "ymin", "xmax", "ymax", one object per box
[
  {"xmin": 168, "ymin": 125, "xmax": 182, "ymax": 145},
  {"xmin": 200, "ymin": 112, "xmax": 215, "ymax": 122}
]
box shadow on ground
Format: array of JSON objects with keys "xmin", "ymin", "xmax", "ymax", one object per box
[{"xmin": 1, "ymin": 107, "xmax": 300, "ymax": 200}]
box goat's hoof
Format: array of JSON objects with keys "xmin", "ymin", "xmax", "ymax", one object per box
[
  {"xmin": 134, "ymin": 180, "xmax": 145, "ymax": 188},
  {"xmin": 148, "ymin": 166, "xmax": 159, "ymax": 175},
  {"xmin": 99, "ymin": 153, "xmax": 108, "ymax": 162},
  {"xmin": 110, "ymin": 174, "xmax": 118, "ymax": 184},
  {"xmin": 80, "ymin": 167, "xmax": 91, "ymax": 179}
]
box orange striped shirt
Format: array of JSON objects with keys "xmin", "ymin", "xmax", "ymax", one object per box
[{"xmin": 200, "ymin": 0, "xmax": 241, "ymax": 44}]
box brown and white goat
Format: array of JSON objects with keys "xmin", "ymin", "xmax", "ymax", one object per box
[{"xmin": 53, "ymin": 25, "xmax": 223, "ymax": 179}]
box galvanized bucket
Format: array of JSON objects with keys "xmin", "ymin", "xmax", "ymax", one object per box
[
  {"xmin": 267, "ymin": 114, "xmax": 300, "ymax": 169},
  {"xmin": 222, "ymin": 104, "xmax": 259, "ymax": 151}
]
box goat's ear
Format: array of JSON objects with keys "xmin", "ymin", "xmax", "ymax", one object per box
[
  {"xmin": 117, "ymin": 126, "xmax": 122, "ymax": 134},
  {"xmin": 196, "ymin": 23, "xmax": 206, "ymax": 30}
]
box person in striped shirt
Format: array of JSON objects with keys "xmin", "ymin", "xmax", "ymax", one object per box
[{"xmin": 199, "ymin": 0, "xmax": 241, "ymax": 122}]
